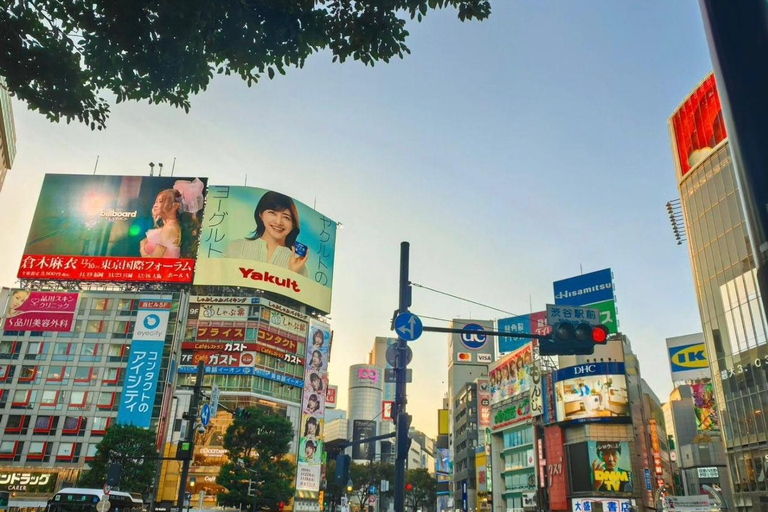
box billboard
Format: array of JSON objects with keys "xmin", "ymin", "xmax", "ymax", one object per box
[
  {"xmin": 691, "ymin": 381, "xmax": 719, "ymax": 432},
  {"xmin": 572, "ymin": 498, "xmax": 631, "ymax": 512},
  {"xmin": 477, "ymin": 379, "xmax": 491, "ymax": 428},
  {"xmin": 491, "ymin": 398, "xmax": 531, "ymax": 431},
  {"xmin": 553, "ymin": 363, "xmax": 629, "ymax": 423},
  {"xmin": 296, "ymin": 319, "xmax": 331, "ymax": 491},
  {"xmin": 544, "ymin": 426, "xmax": 568, "ymax": 511},
  {"xmin": 489, "ymin": 343, "xmax": 533, "ymax": 405},
  {"xmin": 351, "ymin": 420, "xmax": 376, "ymax": 461},
  {"xmin": 195, "ymin": 186, "xmax": 337, "ymax": 313},
  {"xmin": 587, "ymin": 441, "xmax": 633, "ymax": 493},
  {"xmin": 326, "ymin": 385, "xmax": 338, "ymax": 409},
  {"xmin": 670, "ymin": 73, "xmax": 725, "ymax": 178},
  {"xmin": 554, "ymin": 269, "xmax": 618, "ymax": 333},
  {"xmin": 3, "ymin": 290, "xmax": 78, "ymax": 332},
  {"xmin": 498, "ymin": 311, "xmax": 551, "ymax": 355},
  {"xmin": 666, "ymin": 333, "xmax": 711, "ymax": 382},
  {"xmin": 18, "ymin": 174, "xmax": 206, "ymax": 283}
]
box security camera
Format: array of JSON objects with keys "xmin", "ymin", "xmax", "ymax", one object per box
[{"xmin": 197, "ymin": 423, "xmax": 207, "ymax": 435}]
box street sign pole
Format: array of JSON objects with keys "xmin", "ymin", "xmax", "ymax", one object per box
[
  {"xmin": 394, "ymin": 241, "xmax": 410, "ymax": 512},
  {"xmin": 177, "ymin": 361, "xmax": 205, "ymax": 512}
]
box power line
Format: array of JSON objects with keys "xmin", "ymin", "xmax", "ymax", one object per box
[{"xmin": 410, "ymin": 282, "xmax": 521, "ymax": 317}]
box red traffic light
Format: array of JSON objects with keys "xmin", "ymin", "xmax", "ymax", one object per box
[
  {"xmin": 592, "ymin": 325, "xmax": 609, "ymax": 344},
  {"xmin": 405, "ymin": 483, "xmax": 413, "ymax": 492},
  {"xmin": 279, "ymin": 503, "xmax": 285, "ymax": 512}
]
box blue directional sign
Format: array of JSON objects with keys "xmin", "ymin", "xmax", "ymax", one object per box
[
  {"xmin": 395, "ymin": 312, "xmax": 423, "ymax": 341},
  {"xmin": 200, "ymin": 403, "xmax": 211, "ymax": 427}
]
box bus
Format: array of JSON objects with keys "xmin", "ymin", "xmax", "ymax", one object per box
[{"xmin": 45, "ymin": 489, "xmax": 143, "ymax": 512}]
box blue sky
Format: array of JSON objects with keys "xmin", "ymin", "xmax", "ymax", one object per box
[{"xmin": 0, "ymin": 1, "xmax": 714, "ymax": 436}]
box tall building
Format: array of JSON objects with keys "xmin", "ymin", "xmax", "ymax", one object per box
[
  {"xmin": 670, "ymin": 73, "xmax": 768, "ymax": 510},
  {"xmin": 368, "ymin": 337, "xmax": 396, "ymax": 437},
  {"xmin": 0, "ymin": 80, "xmax": 16, "ymax": 192},
  {"xmin": 347, "ymin": 364, "xmax": 387, "ymax": 463}
]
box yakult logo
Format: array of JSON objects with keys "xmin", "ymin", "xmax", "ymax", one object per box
[{"xmin": 357, "ymin": 368, "xmax": 378, "ymax": 383}]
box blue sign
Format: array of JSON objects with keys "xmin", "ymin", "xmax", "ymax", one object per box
[
  {"xmin": 368, "ymin": 486, "xmax": 377, "ymax": 494},
  {"xmin": 498, "ymin": 315, "xmax": 531, "ymax": 354},
  {"xmin": 200, "ymin": 403, "xmax": 211, "ymax": 426},
  {"xmin": 461, "ymin": 480, "xmax": 468, "ymax": 512},
  {"xmin": 395, "ymin": 312, "xmax": 423, "ymax": 341},
  {"xmin": 644, "ymin": 468, "xmax": 652, "ymax": 491},
  {"xmin": 460, "ymin": 324, "xmax": 487, "ymax": 350},
  {"xmin": 117, "ymin": 340, "xmax": 164, "ymax": 428},
  {"xmin": 553, "ymin": 268, "xmax": 613, "ymax": 306},
  {"xmin": 554, "ymin": 362, "xmax": 625, "ymax": 382},
  {"xmin": 177, "ymin": 365, "xmax": 304, "ymax": 387}
]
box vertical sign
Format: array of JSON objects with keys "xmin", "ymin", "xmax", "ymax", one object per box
[
  {"xmin": 544, "ymin": 426, "xmax": 568, "ymax": 511},
  {"xmin": 649, "ymin": 419, "xmax": 663, "ymax": 477},
  {"xmin": 529, "ymin": 357, "xmax": 543, "ymax": 417},
  {"xmin": 117, "ymin": 298, "xmax": 171, "ymax": 428}
]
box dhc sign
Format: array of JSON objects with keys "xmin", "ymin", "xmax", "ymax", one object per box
[
  {"xmin": 555, "ymin": 362, "xmax": 625, "ymax": 382},
  {"xmin": 573, "ymin": 364, "xmax": 598, "ymax": 375}
]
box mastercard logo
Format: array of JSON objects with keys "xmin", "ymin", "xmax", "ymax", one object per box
[{"xmin": 457, "ymin": 352, "xmax": 472, "ymax": 362}]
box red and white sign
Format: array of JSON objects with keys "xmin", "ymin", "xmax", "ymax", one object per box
[
  {"xmin": 3, "ymin": 291, "xmax": 78, "ymax": 332},
  {"xmin": 18, "ymin": 255, "xmax": 195, "ymax": 283},
  {"xmin": 181, "ymin": 342, "xmax": 303, "ymax": 365},
  {"xmin": 258, "ymin": 325, "xmax": 299, "ymax": 354},
  {"xmin": 545, "ymin": 426, "xmax": 569, "ymax": 511},
  {"xmin": 382, "ymin": 401, "xmax": 394, "ymax": 421},
  {"xmin": 326, "ymin": 386, "xmax": 338, "ymax": 408},
  {"xmin": 196, "ymin": 324, "xmax": 246, "ymax": 341},
  {"xmin": 181, "ymin": 351, "xmax": 257, "ymax": 367}
]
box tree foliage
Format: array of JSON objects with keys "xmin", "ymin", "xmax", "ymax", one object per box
[
  {"xmin": 348, "ymin": 462, "xmax": 394, "ymax": 508},
  {"xmin": 77, "ymin": 424, "xmax": 157, "ymax": 497},
  {"xmin": 1, "ymin": 0, "xmax": 491, "ymax": 129},
  {"xmin": 406, "ymin": 468, "xmax": 436, "ymax": 512},
  {"xmin": 216, "ymin": 407, "xmax": 294, "ymax": 511}
]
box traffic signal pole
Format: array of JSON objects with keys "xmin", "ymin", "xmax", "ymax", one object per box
[
  {"xmin": 177, "ymin": 361, "xmax": 205, "ymax": 512},
  {"xmin": 394, "ymin": 242, "xmax": 411, "ymax": 512}
]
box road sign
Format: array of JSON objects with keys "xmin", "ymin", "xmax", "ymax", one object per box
[
  {"xmin": 210, "ymin": 384, "xmax": 221, "ymax": 417},
  {"xmin": 545, "ymin": 304, "xmax": 601, "ymax": 327},
  {"xmin": 394, "ymin": 312, "xmax": 423, "ymax": 341},
  {"xmin": 385, "ymin": 369, "xmax": 412, "ymax": 383},
  {"xmin": 103, "ymin": 484, "xmax": 111, "ymax": 496},
  {"xmin": 460, "ymin": 324, "xmax": 487, "ymax": 350},
  {"xmin": 385, "ymin": 343, "xmax": 413, "ymax": 367},
  {"xmin": 200, "ymin": 403, "xmax": 211, "ymax": 427},
  {"xmin": 97, "ymin": 500, "xmax": 111, "ymax": 512},
  {"xmin": 368, "ymin": 495, "xmax": 376, "ymax": 505},
  {"xmin": 369, "ymin": 485, "xmax": 377, "ymax": 494}
]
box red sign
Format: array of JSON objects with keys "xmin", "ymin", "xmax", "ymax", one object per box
[
  {"xmin": 671, "ymin": 74, "xmax": 726, "ymax": 178},
  {"xmin": 18, "ymin": 255, "xmax": 195, "ymax": 283},
  {"xmin": 544, "ymin": 426, "xmax": 569, "ymax": 511},
  {"xmin": 258, "ymin": 325, "xmax": 298, "ymax": 354},
  {"xmin": 3, "ymin": 291, "xmax": 78, "ymax": 332},
  {"xmin": 181, "ymin": 351, "xmax": 256, "ymax": 367},
  {"xmin": 196, "ymin": 325, "xmax": 245, "ymax": 341},
  {"xmin": 181, "ymin": 342, "xmax": 303, "ymax": 366},
  {"xmin": 326, "ymin": 386, "xmax": 338, "ymax": 407}
]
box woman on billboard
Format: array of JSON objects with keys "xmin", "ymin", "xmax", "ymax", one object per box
[
  {"xmin": 140, "ymin": 179, "xmax": 204, "ymax": 259},
  {"xmin": 224, "ymin": 191, "xmax": 309, "ymax": 275}
]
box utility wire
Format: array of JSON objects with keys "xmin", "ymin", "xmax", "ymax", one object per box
[{"xmin": 410, "ymin": 282, "xmax": 521, "ymax": 317}]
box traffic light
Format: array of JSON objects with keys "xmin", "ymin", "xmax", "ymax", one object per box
[
  {"xmin": 335, "ymin": 454, "xmax": 351, "ymax": 486},
  {"xmin": 539, "ymin": 322, "xmax": 609, "ymax": 356},
  {"xmin": 405, "ymin": 483, "xmax": 413, "ymax": 492},
  {"xmin": 396, "ymin": 412, "xmax": 412, "ymax": 459}
]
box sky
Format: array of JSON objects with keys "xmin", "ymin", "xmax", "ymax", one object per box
[{"xmin": 0, "ymin": 1, "xmax": 715, "ymax": 438}]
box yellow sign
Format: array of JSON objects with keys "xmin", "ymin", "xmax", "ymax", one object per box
[{"xmin": 669, "ymin": 343, "xmax": 708, "ymax": 372}]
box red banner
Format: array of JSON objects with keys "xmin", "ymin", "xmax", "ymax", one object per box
[
  {"xmin": 3, "ymin": 291, "xmax": 78, "ymax": 332},
  {"xmin": 181, "ymin": 342, "xmax": 303, "ymax": 366},
  {"xmin": 196, "ymin": 325, "xmax": 245, "ymax": 341},
  {"xmin": 258, "ymin": 325, "xmax": 298, "ymax": 354},
  {"xmin": 181, "ymin": 351, "xmax": 256, "ymax": 367},
  {"xmin": 545, "ymin": 426, "xmax": 569, "ymax": 511},
  {"xmin": 18, "ymin": 255, "xmax": 195, "ymax": 283}
]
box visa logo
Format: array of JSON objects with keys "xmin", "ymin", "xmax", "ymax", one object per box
[{"xmin": 669, "ymin": 343, "xmax": 709, "ymax": 371}]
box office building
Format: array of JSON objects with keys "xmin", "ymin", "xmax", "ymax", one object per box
[
  {"xmin": 0, "ymin": 80, "xmax": 16, "ymax": 192},
  {"xmin": 670, "ymin": 73, "xmax": 768, "ymax": 511},
  {"xmin": 347, "ymin": 364, "xmax": 386, "ymax": 463}
]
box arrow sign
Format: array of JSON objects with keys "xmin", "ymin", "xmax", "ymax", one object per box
[
  {"xmin": 386, "ymin": 343, "xmax": 413, "ymax": 367},
  {"xmin": 394, "ymin": 312, "xmax": 423, "ymax": 342},
  {"xmin": 200, "ymin": 403, "xmax": 211, "ymax": 427}
]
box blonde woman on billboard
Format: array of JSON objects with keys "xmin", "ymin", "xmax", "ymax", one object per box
[
  {"xmin": 140, "ymin": 179, "xmax": 204, "ymax": 259},
  {"xmin": 224, "ymin": 191, "xmax": 309, "ymax": 276}
]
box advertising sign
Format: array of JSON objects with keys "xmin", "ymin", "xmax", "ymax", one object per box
[
  {"xmin": 691, "ymin": 381, "xmax": 719, "ymax": 432},
  {"xmin": 571, "ymin": 499, "xmax": 631, "ymax": 512},
  {"xmin": 529, "ymin": 361, "xmax": 543, "ymax": 417},
  {"xmin": 554, "ymin": 269, "xmax": 618, "ymax": 333},
  {"xmin": 491, "ymin": 397, "xmax": 531, "ymax": 431},
  {"xmin": 195, "ymin": 324, "xmax": 246, "ymax": 341},
  {"xmin": 258, "ymin": 324, "xmax": 299, "ymax": 354},
  {"xmin": 0, "ymin": 471, "xmax": 58, "ymax": 493},
  {"xmin": 697, "ymin": 467, "xmax": 719, "ymax": 479},
  {"xmin": 544, "ymin": 426, "xmax": 568, "ymax": 511},
  {"xmin": 198, "ymin": 304, "xmax": 249, "ymax": 321},
  {"xmin": 3, "ymin": 290, "xmax": 78, "ymax": 332},
  {"xmin": 553, "ymin": 363, "xmax": 629, "ymax": 423},
  {"xmin": 18, "ymin": 174, "xmax": 206, "ymax": 283},
  {"xmin": 475, "ymin": 449, "xmax": 488, "ymax": 493},
  {"xmin": 498, "ymin": 312, "xmax": 552, "ymax": 355},
  {"xmin": 489, "ymin": 343, "xmax": 533, "ymax": 405},
  {"xmin": 662, "ymin": 496, "xmax": 719, "ymax": 512},
  {"xmin": 351, "ymin": 420, "xmax": 377, "ymax": 461},
  {"xmin": 195, "ymin": 186, "xmax": 337, "ymax": 313},
  {"xmin": 670, "ymin": 73, "xmax": 725, "ymax": 178},
  {"xmin": 588, "ymin": 441, "xmax": 633, "ymax": 493},
  {"xmin": 666, "ymin": 333, "xmax": 711, "ymax": 382},
  {"xmin": 182, "ymin": 342, "xmax": 303, "ymax": 365},
  {"xmin": 326, "ymin": 385, "xmax": 338, "ymax": 409},
  {"xmin": 117, "ymin": 298, "xmax": 170, "ymax": 427},
  {"xmin": 296, "ymin": 319, "xmax": 331, "ymax": 491},
  {"xmin": 178, "ymin": 365, "xmax": 304, "ymax": 387},
  {"xmin": 181, "ymin": 351, "xmax": 257, "ymax": 367},
  {"xmin": 649, "ymin": 420, "xmax": 663, "ymax": 476},
  {"xmin": 477, "ymin": 378, "xmax": 491, "ymax": 428}
]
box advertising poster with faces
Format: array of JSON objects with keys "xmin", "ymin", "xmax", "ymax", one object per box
[
  {"xmin": 489, "ymin": 343, "xmax": 533, "ymax": 405},
  {"xmin": 296, "ymin": 319, "xmax": 331, "ymax": 490}
]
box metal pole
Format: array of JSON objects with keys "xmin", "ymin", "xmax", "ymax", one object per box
[
  {"xmin": 394, "ymin": 242, "xmax": 410, "ymax": 512},
  {"xmin": 698, "ymin": 0, "xmax": 768, "ymax": 317},
  {"xmin": 176, "ymin": 361, "xmax": 205, "ymax": 511}
]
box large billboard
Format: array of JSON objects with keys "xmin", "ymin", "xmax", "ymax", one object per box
[
  {"xmin": 489, "ymin": 343, "xmax": 533, "ymax": 406},
  {"xmin": 195, "ymin": 186, "xmax": 337, "ymax": 313},
  {"xmin": 588, "ymin": 441, "xmax": 633, "ymax": 493},
  {"xmin": 498, "ymin": 312, "xmax": 550, "ymax": 355},
  {"xmin": 670, "ymin": 73, "xmax": 725, "ymax": 179},
  {"xmin": 554, "ymin": 268, "xmax": 618, "ymax": 333},
  {"xmin": 691, "ymin": 381, "xmax": 719, "ymax": 432},
  {"xmin": 3, "ymin": 290, "xmax": 78, "ymax": 332},
  {"xmin": 18, "ymin": 174, "xmax": 206, "ymax": 283},
  {"xmin": 351, "ymin": 420, "xmax": 376, "ymax": 461},
  {"xmin": 666, "ymin": 333, "xmax": 711, "ymax": 382},
  {"xmin": 553, "ymin": 363, "xmax": 629, "ymax": 423}
]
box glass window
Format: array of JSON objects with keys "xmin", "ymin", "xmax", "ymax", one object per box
[
  {"xmin": 74, "ymin": 366, "xmax": 97, "ymax": 384},
  {"xmin": 113, "ymin": 321, "xmax": 129, "ymax": 334},
  {"xmin": 97, "ymin": 392, "xmax": 114, "ymax": 407},
  {"xmin": 18, "ymin": 365, "xmax": 37, "ymax": 383},
  {"xmin": 46, "ymin": 366, "xmax": 67, "ymax": 383},
  {"xmin": 0, "ymin": 442, "xmax": 16, "ymax": 455},
  {"xmin": 12, "ymin": 390, "xmax": 33, "ymax": 406},
  {"xmin": 40, "ymin": 391, "xmax": 59, "ymax": 406},
  {"xmin": 34, "ymin": 416, "xmax": 52, "ymax": 431},
  {"xmin": 52, "ymin": 343, "xmax": 73, "ymax": 361},
  {"xmin": 57, "ymin": 443, "xmax": 74, "ymax": 457},
  {"xmin": 104, "ymin": 367, "xmax": 120, "ymax": 384},
  {"xmin": 116, "ymin": 299, "xmax": 134, "ymax": 313},
  {"xmin": 107, "ymin": 344, "xmax": 126, "ymax": 361},
  {"xmin": 63, "ymin": 416, "xmax": 81, "ymax": 432},
  {"xmin": 85, "ymin": 320, "xmax": 103, "ymax": 333},
  {"xmin": 92, "ymin": 416, "xmax": 109, "ymax": 432},
  {"xmin": 86, "ymin": 443, "xmax": 99, "ymax": 458},
  {"xmin": 92, "ymin": 298, "xmax": 111, "ymax": 311},
  {"xmin": 25, "ymin": 342, "xmax": 48, "ymax": 359},
  {"xmin": 5, "ymin": 415, "xmax": 24, "ymax": 432},
  {"xmin": 69, "ymin": 391, "xmax": 87, "ymax": 407},
  {"xmin": 80, "ymin": 343, "xmax": 100, "ymax": 362},
  {"xmin": 28, "ymin": 441, "xmax": 45, "ymax": 455}
]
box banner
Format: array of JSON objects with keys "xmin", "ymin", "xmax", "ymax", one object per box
[
  {"xmin": 296, "ymin": 319, "xmax": 331, "ymax": 491},
  {"xmin": 498, "ymin": 312, "xmax": 551, "ymax": 355},
  {"xmin": 553, "ymin": 363, "xmax": 630, "ymax": 423},
  {"xmin": 489, "ymin": 343, "xmax": 533, "ymax": 405},
  {"xmin": 588, "ymin": 441, "xmax": 633, "ymax": 493},
  {"xmin": 477, "ymin": 379, "xmax": 491, "ymax": 428},
  {"xmin": 3, "ymin": 290, "xmax": 78, "ymax": 332},
  {"xmin": 572, "ymin": 499, "xmax": 631, "ymax": 512},
  {"xmin": 18, "ymin": 174, "xmax": 206, "ymax": 283},
  {"xmin": 195, "ymin": 186, "xmax": 337, "ymax": 313},
  {"xmin": 692, "ymin": 380, "xmax": 719, "ymax": 432},
  {"xmin": 351, "ymin": 420, "xmax": 376, "ymax": 461}
]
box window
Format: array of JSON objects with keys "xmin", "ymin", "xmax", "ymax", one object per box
[
  {"xmin": 85, "ymin": 443, "xmax": 99, "ymax": 461},
  {"xmin": 0, "ymin": 341, "xmax": 19, "ymax": 359},
  {"xmin": 11, "ymin": 390, "xmax": 35, "ymax": 408},
  {"xmin": 33, "ymin": 416, "xmax": 53, "ymax": 433},
  {"xmin": 69, "ymin": 391, "xmax": 88, "ymax": 408},
  {"xmin": 27, "ymin": 441, "xmax": 47, "ymax": 460},
  {"xmin": 0, "ymin": 441, "xmax": 17, "ymax": 459},
  {"xmin": 107, "ymin": 344, "xmax": 127, "ymax": 361},
  {"xmin": 40, "ymin": 391, "xmax": 59, "ymax": 407},
  {"xmin": 24, "ymin": 342, "xmax": 48, "ymax": 360},
  {"xmin": 52, "ymin": 343, "xmax": 73, "ymax": 361},
  {"xmin": 5, "ymin": 415, "xmax": 26, "ymax": 433},
  {"xmin": 113, "ymin": 321, "xmax": 130, "ymax": 335},
  {"xmin": 62, "ymin": 416, "xmax": 83, "ymax": 435},
  {"xmin": 74, "ymin": 366, "xmax": 97, "ymax": 384},
  {"xmin": 80, "ymin": 343, "xmax": 100, "ymax": 362},
  {"xmin": 18, "ymin": 365, "xmax": 38, "ymax": 383},
  {"xmin": 46, "ymin": 366, "xmax": 67, "ymax": 383},
  {"xmin": 103, "ymin": 368, "xmax": 121, "ymax": 385},
  {"xmin": 92, "ymin": 417, "xmax": 110, "ymax": 434},
  {"xmin": 85, "ymin": 320, "xmax": 104, "ymax": 334},
  {"xmin": 97, "ymin": 392, "xmax": 115, "ymax": 409},
  {"xmin": 56, "ymin": 443, "xmax": 75, "ymax": 461},
  {"xmin": 117, "ymin": 299, "xmax": 134, "ymax": 313},
  {"xmin": 92, "ymin": 298, "xmax": 111, "ymax": 311}
]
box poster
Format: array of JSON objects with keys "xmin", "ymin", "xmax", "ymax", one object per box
[
  {"xmin": 691, "ymin": 381, "xmax": 719, "ymax": 432},
  {"xmin": 3, "ymin": 290, "xmax": 78, "ymax": 332},
  {"xmin": 588, "ymin": 441, "xmax": 633, "ymax": 493},
  {"xmin": 489, "ymin": 343, "xmax": 533, "ymax": 405}
]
